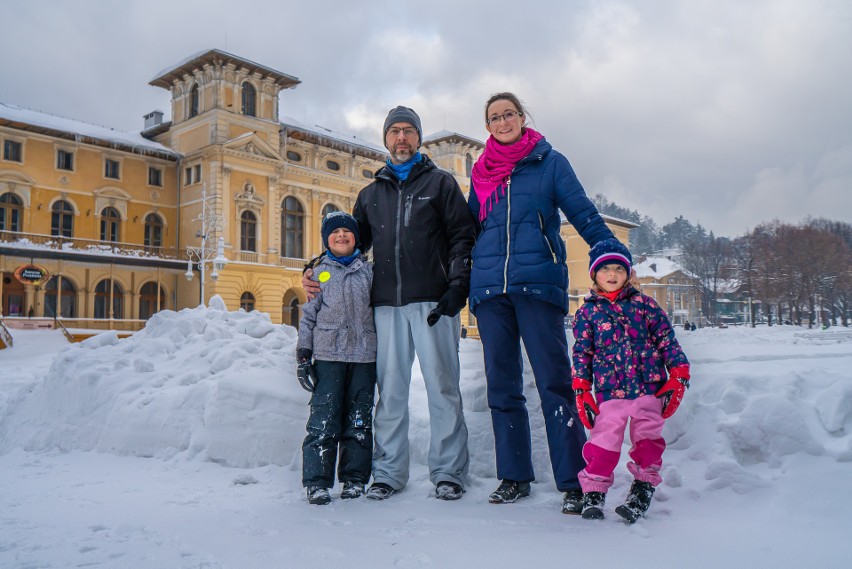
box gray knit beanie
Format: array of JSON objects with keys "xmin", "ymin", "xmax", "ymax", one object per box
[{"xmin": 383, "ymin": 106, "xmax": 422, "ymax": 142}]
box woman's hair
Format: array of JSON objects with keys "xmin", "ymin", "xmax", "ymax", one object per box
[
  {"xmin": 591, "ymin": 269, "xmax": 642, "ymax": 293},
  {"xmin": 484, "ymin": 92, "xmax": 532, "ymax": 125}
]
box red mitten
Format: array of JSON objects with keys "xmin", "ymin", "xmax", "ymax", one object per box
[
  {"xmin": 572, "ymin": 377, "xmax": 600, "ymax": 430},
  {"xmin": 656, "ymin": 366, "xmax": 691, "ymax": 419}
]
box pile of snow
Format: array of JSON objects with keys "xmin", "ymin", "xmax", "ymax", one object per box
[{"xmin": 1, "ymin": 301, "xmax": 851, "ymax": 568}]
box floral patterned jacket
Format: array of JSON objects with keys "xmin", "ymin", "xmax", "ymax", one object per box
[{"xmin": 572, "ymin": 285, "xmax": 689, "ymax": 403}]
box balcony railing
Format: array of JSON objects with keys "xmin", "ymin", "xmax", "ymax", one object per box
[{"xmin": 0, "ymin": 230, "xmax": 181, "ymax": 260}]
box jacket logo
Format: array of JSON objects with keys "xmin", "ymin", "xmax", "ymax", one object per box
[{"xmin": 418, "ymin": 196, "xmax": 431, "ymax": 201}]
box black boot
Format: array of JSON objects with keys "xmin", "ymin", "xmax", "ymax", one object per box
[
  {"xmin": 581, "ymin": 492, "xmax": 606, "ymax": 520},
  {"xmin": 615, "ymin": 480, "xmax": 655, "ymax": 523},
  {"xmin": 488, "ymin": 480, "xmax": 531, "ymax": 504},
  {"xmin": 561, "ymin": 489, "xmax": 583, "ymax": 515},
  {"xmin": 307, "ymin": 486, "xmax": 331, "ymax": 505}
]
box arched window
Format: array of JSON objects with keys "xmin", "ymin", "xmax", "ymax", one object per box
[
  {"xmin": 139, "ymin": 282, "xmax": 165, "ymax": 320},
  {"xmin": 321, "ymin": 203, "xmax": 339, "ymax": 219},
  {"xmin": 285, "ymin": 296, "xmax": 300, "ymax": 329},
  {"xmin": 286, "ymin": 150, "xmax": 302, "ymax": 162},
  {"xmin": 51, "ymin": 200, "xmax": 74, "ymax": 238},
  {"xmin": 240, "ymin": 210, "xmax": 257, "ymax": 252},
  {"xmin": 241, "ymin": 82, "xmax": 257, "ymax": 117},
  {"xmin": 0, "ymin": 192, "xmax": 23, "ymax": 232},
  {"xmin": 326, "ymin": 160, "xmax": 340, "ymax": 171},
  {"xmin": 281, "ymin": 196, "xmax": 304, "ymax": 258},
  {"xmin": 44, "ymin": 276, "xmax": 77, "ymax": 318},
  {"xmin": 144, "ymin": 213, "xmax": 164, "ymax": 250},
  {"xmin": 240, "ymin": 292, "xmax": 255, "ymax": 312},
  {"xmin": 465, "ymin": 153, "xmax": 473, "ymax": 177},
  {"xmin": 94, "ymin": 279, "xmax": 124, "ymax": 319},
  {"xmin": 100, "ymin": 207, "xmax": 121, "ymax": 243},
  {"xmin": 189, "ymin": 84, "xmax": 199, "ymax": 117}
]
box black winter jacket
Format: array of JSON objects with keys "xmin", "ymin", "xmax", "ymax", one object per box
[{"xmin": 353, "ymin": 155, "xmax": 476, "ymax": 308}]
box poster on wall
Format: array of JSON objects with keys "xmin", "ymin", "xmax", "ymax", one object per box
[{"xmin": 13, "ymin": 265, "xmax": 50, "ymax": 286}]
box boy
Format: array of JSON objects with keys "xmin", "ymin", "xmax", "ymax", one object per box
[{"xmin": 297, "ymin": 211, "xmax": 377, "ymax": 505}]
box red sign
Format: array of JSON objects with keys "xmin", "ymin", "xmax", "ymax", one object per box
[{"xmin": 14, "ymin": 264, "xmax": 50, "ymax": 286}]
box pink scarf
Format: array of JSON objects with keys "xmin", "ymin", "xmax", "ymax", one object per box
[{"xmin": 471, "ymin": 128, "xmax": 544, "ymax": 222}]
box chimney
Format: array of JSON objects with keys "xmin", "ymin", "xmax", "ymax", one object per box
[{"xmin": 143, "ymin": 110, "xmax": 164, "ymax": 130}]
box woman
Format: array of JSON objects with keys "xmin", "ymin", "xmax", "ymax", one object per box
[{"xmin": 468, "ymin": 92, "xmax": 618, "ymax": 514}]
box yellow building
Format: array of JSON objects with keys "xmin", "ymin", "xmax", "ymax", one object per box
[
  {"xmin": 1, "ymin": 48, "xmax": 634, "ymax": 334},
  {"xmin": 634, "ymin": 255, "xmax": 700, "ymax": 325}
]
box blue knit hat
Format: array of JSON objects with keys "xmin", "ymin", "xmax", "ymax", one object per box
[
  {"xmin": 588, "ymin": 238, "xmax": 632, "ymax": 279},
  {"xmin": 321, "ymin": 211, "xmax": 360, "ymax": 249},
  {"xmin": 383, "ymin": 106, "xmax": 422, "ymax": 142}
]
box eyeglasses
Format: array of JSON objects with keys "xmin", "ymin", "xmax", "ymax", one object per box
[
  {"xmin": 387, "ymin": 127, "xmax": 418, "ymax": 138},
  {"xmin": 486, "ymin": 110, "xmax": 522, "ymax": 126}
]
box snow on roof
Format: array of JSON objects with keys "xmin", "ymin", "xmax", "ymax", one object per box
[
  {"xmin": 150, "ymin": 49, "xmax": 299, "ymax": 89},
  {"xmin": 635, "ymin": 256, "xmax": 683, "ymax": 279},
  {"xmin": 280, "ymin": 115, "xmax": 387, "ymax": 155},
  {"xmin": 423, "ymin": 130, "xmax": 485, "ymax": 147},
  {"xmin": 0, "ymin": 102, "xmax": 179, "ymax": 158}
]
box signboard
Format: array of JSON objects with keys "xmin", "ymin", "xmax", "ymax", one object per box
[{"xmin": 13, "ymin": 264, "xmax": 50, "ymax": 286}]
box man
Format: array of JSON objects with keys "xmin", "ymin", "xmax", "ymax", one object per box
[{"xmin": 302, "ymin": 106, "xmax": 475, "ymax": 501}]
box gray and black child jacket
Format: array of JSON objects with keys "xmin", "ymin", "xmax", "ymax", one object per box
[{"xmin": 296, "ymin": 254, "xmax": 377, "ymax": 363}]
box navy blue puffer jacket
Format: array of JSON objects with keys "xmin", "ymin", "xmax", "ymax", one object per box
[{"xmin": 468, "ymin": 138, "xmax": 613, "ymax": 314}]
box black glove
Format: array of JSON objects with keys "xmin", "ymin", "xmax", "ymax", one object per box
[
  {"xmin": 296, "ymin": 348, "xmax": 317, "ymax": 392},
  {"xmin": 427, "ymin": 287, "xmax": 468, "ymax": 327}
]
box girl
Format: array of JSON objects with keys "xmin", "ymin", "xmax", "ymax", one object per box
[{"xmin": 572, "ymin": 238, "xmax": 690, "ymax": 522}]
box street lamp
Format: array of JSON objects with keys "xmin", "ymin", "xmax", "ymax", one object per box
[{"xmin": 185, "ymin": 184, "xmax": 227, "ymax": 306}]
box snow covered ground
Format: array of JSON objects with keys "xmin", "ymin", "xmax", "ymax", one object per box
[{"xmin": 1, "ymin": 298, "xmax": 850, "ymax": 569}]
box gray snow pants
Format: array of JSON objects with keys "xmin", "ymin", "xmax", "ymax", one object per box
[{"xmin": 371, "ymin": 303, "xmax": 469, "ymax": 490}]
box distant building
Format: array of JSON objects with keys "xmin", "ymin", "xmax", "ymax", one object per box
[
  {"xmin": 633, "ymin": 255, "xmax": 700, "ymax": 325},
  {"xmin": 1, "ymin": 49, "xmax": 632, "ymax": 331}
]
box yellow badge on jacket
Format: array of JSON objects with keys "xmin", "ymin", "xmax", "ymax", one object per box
[{"xmin": 318, "ymin": 271, "xmax": 331, "ymax": 283}]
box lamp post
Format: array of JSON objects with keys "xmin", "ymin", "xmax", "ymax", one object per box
[{"xmin": 184, "ymin": 184, "xmax": 228, "ymax": 306}]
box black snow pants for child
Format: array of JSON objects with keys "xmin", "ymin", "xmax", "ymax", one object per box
[{"xmin": 302, "ymin": 360, "xmax": 376, "ymax": 488}]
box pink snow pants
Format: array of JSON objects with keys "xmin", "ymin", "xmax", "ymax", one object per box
[{"xmin": 578, "ymin": 395, "xmax": 666, "ymax": 493}]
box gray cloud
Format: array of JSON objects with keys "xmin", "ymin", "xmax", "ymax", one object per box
[{"xmin": 2, "ymin": 0, "xmax": 849, "ymax": 237}]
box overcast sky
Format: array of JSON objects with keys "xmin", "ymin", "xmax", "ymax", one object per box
[{"xmin": 2, "ymin": 0, "xmax": 850, "ymax": 237}]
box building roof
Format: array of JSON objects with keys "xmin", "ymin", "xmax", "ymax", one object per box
[
  {"xmin": 280, "ymin": 115, "xmax": 388, "ymax": 158},
  {"xmin": 0, "ymin": 102, "xmax": 179, "ymax": 159},
  {"xmin": 423, "ymin": 130, "xmax": 484, "ymax": 148},
  {"xmin": 634, "ymin": 256, "xmax": 684, "ymax": 279},
  {"xmin": 149, "ymin": 49, "xmax": 300, "ymax": 90}
]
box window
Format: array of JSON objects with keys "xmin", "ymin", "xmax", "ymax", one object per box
[
  {"xmin": 144, "ymin": 213, "xmax": 164, "ymax": 250},
  {"xmin": 281, "ymin": 196, "xmax": 304, "ymax": 258},
  {"xmin": 189, "ymin": 84, "xmax": 199, "ymax": 118},
  {"xmin": 240, "ymin": 210, "xmax": 257, "ymax": 252},
  {"xmin": 185, "ymin": 164, "xmax": 202, "ymax": 185},
  {"xmin": 3, "ymin": 140, "xmax": 22, "ymax": 162},
  {"xmin": 56, "ymin": 149, "xmax": 74, "ymax": 171},
  {"xmin": 465, "ymin": 153, "xmax": 473, "ymax": 177},
  {"xmin": 51, "ymin": 200, "xmax": 74, "ymax": 237},
  {"xmin": 286, "ymin": 150, "xmax": 301, "ymax": 162},
  {"xmin": 326, "ymin": 160, "xmax": 340, "ymax": 171},
  {"xmin": 0, "ymin": 193, "xmax": 23, "ymax": 232},
  {"xmin": 240, "ymin": 292, "xmax": 255, "ymax": 312},
  {"xmin": 104, "ymin": 158, "xmax": 120, "ymax": 179},
  {"xmin": 148, "ymin": 167, "xmax": 163, "ymax": 187},
  {"xmin": 100, "ymin": 207, "xmax": 121, "ymax": 242},
  {"xmin": 362, "ymin": 169, "xmax": 374, "ymax": 179},
  {"xmin": 44, "ymin": 276, "xmax": 77, "ymax": 318},
  {"xmin": 139, "ymin": 282, "xmax": 165, "ymax": 320},
  {"xmin": 241, "ymin": 82, "xmax": 256, "ymax": 117},
  {"xmin": 321, "ymin": 203, "xmax": 339, "ymax": 218},
  {"xmin": 94, "ymin": 279, "xmax": 123, "ymax": 319}
]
